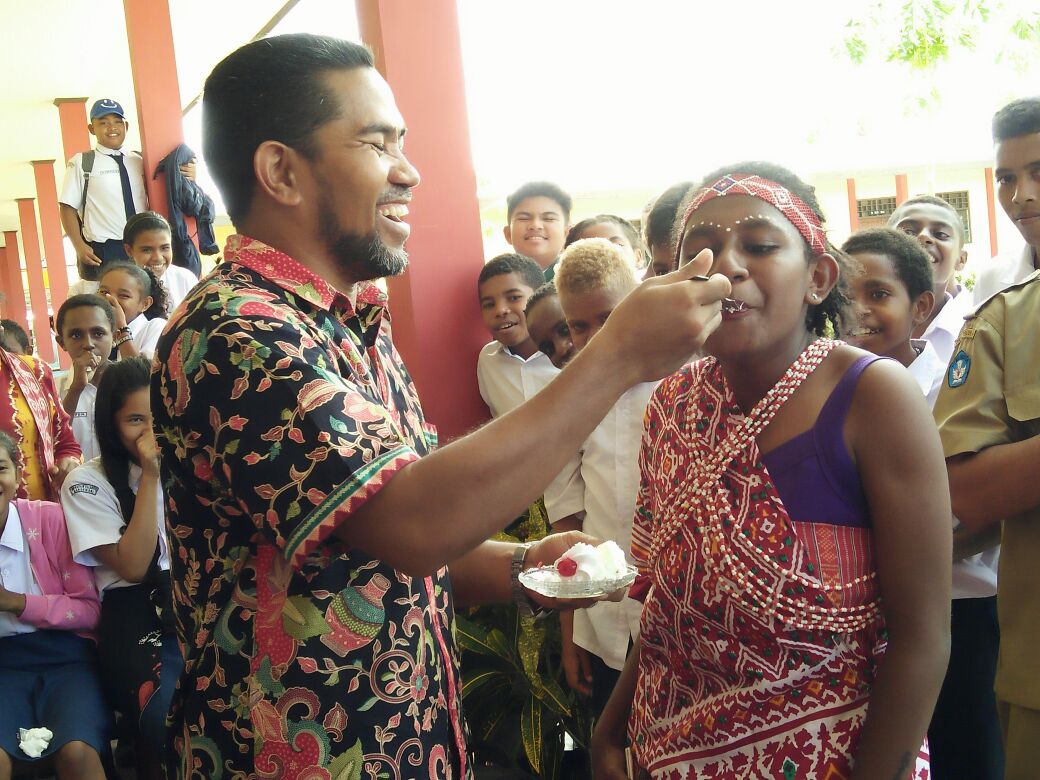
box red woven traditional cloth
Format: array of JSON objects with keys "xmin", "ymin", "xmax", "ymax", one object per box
[{"xmin": 628, "ymin": 341, "xmax": 929, "ymax": 779}]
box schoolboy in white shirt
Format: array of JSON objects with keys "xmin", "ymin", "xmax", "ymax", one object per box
[{"xmin": 551, "ymin": 238, "xmax": 657, "ymax": 715}]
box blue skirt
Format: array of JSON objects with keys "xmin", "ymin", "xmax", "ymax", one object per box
[{"xmin": 0, "ymin": 629, "xmax": 112, "ymax": 759}]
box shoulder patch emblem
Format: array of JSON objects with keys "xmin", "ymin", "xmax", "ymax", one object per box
[
  {"xmin": 68, "ymin": 483, "xmax": 99, "ymax": 496},
  {"xmin": 948, "ymin": 350, "xmax": 971, "ymax": 388}
]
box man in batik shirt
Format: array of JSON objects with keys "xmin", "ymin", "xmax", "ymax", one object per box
[{"xmin": 152, "ymin": 33, "xmax": 729, "ymax": 779}]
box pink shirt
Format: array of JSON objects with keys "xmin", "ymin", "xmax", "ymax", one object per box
[{"xmin": 7, "ymin": 498, "xmax": 100, "ymax": 636}]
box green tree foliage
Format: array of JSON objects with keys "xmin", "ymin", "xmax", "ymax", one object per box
[{"xmin": 843, "ymin": 1, "xmax": 1039, "ymax": 68}]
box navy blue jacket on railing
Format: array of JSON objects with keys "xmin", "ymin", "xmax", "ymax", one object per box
[{"xmin": 154, "ymin": 143, "xmax": 218, "ymax": 276}]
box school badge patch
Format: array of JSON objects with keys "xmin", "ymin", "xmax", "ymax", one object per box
[{"xmin": 948, "ymin": 350, "xmax": 971, "ymax": 388}]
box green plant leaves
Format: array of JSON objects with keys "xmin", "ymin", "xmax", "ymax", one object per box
[{"xmin": 521, "ymin": 694, "xmax": 543, "ymax": 774}]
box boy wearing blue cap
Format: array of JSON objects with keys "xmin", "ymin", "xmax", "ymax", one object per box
[{"xmin": 59, "ymin": 99, "xmax": 148, "ymax": 286}]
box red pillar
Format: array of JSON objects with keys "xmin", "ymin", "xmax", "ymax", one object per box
[
  {"xmin": 358, "ymin": 0, "xmax": 490, "ymax": 441},
  {"xmin": 53, "ymin": 98, "xmax": 91, "ymax": 163},
  {"xmin": 123, "ymin": 0, "xmax": 184, "ymax": 218},
  {"xmin": 32, "ymin": 161, "xmax": 72, "ymax": 360},
  {"xmin": 14, "ymin": 200, "xmax": 55, "ymax": 362},
  {"xmin": 0, "ymin": 246, "xmax": 9, "ymax": 318},
  {"xmin": 984, "ymin": 167, "xmax": 999, "ymax": 258},
  {"xmin": 895, "ymin": 173, "xmax": 909, "ymax": 205},
  {"xmin": 2, "ymin": 232, "xmax": 29, "ymax": 330},
  {"xmin": 846, "ymin": 178, "xmax": 859, "ymax": 233}
]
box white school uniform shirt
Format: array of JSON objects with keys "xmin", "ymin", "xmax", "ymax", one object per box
[
  {"xmin": 915, "ymin": 330, "xmax": 1000, "ymax": 599},
  {"xmin": 70, "ymin": 383, "xmax": 100, "ymax": 463},
  {"xmin": 61, "ymin": 458, "xmax": 169, "ymax": 597},
  {"xmin": 0, "ymin": 503, "xmax": 42, "ymax": 638},
  {"xmin": 58, "ymin": 145, "xmax": 147, "ymax": 243},
  {"xmin": 476, "ymin": 341, "xmax": 557, "ymax": 418},
  {"xmin": 973, "ymin": 244, "xmax": 1037, "ymax": 305},
  {"xmin": 127, "ymin": 313, "xmax": 167, "ymax": 359},
  {"xmin": 476, "ymin": 341, "xmax": 586, "ymax": 523},
  {"xmin": 161, "ymin": 264, "xmax": 199, "ymax": 312},
  {"xmin": 68, "ymin": 279, "xmax": 100, "ymax": 298},
  {"xmin": 921, "ymin": 286, "xmax": 976, "ymax": 366},
  {"xmin": 907, "ymin": 339, "xmax": 945, "ymax": 409},
  {"xmin": 546, "ymin": 381, "xmax": 658, "ymax": 671}
]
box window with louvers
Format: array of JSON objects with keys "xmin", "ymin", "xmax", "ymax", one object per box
[
  {"xmin": 856, "ymin": 196, "xmax": 897, "ymax": 229},
  {"xmin": 936, "ymin": 190, "xmax": 972, "ymax": 243}
]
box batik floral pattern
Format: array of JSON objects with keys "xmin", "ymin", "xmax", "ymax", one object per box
[{"xmin": 153, "ymin": 236, "xmax": 468, "ymax": 779}]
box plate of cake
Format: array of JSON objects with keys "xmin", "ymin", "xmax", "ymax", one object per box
[{"xmin": 519, "ymin": 540, "xmax": 637, "ymax": 599}]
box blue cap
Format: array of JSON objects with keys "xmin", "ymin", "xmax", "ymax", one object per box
[{"xmin": 89, "ymin": 99, "xmax": 126, "ymax": 121}]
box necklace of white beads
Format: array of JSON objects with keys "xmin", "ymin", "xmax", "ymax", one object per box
[{"xmin": 650, "ymin": 339, "xmax": 881, "ymax": 633}]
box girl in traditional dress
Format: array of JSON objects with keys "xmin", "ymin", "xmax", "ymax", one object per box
[
  {"xmin": 592, "ymin": 162, "xmax": 951, "ymax": 779},
  {"xmin": 0, "ymin": 325, "xmax": 81, "ymax": 501}
]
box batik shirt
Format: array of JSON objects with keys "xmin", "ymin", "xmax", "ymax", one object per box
[{"xmin": 152, "ymin": 236, "xmax": 468, "ymax": 779}]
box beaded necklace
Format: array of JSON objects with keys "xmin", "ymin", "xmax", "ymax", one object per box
[{"xmin": 650, "ymin": 338, "xmax": 882, "ymax": 633}]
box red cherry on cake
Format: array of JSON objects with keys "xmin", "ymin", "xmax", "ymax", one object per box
[{"xmin": 557, "ymin": 558, "xmax": 578, "ymax": 577}]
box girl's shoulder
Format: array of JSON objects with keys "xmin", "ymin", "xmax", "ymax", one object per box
[
  {"xmin": 831, "ymin": 344, "xmax": 926, "ymax": 426},
  {"xmin": 62, "ymin": 458, "xmax": 115, "ymax": 498},
  {"xmin": 13, "ymin": 497, "xmax": 71, "ymax": 539},
  {"xmin": 811, "ymin": 343, "xmax": 889, "ymax": 394}
]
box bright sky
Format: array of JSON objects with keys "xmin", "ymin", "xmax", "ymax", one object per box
[{"xmin": 182, "ymin": 0, "xmax": 1040, "ymax": 211}]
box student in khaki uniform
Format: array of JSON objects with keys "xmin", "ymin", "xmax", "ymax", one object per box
[{"xmin": 934, "ymin": 95, "xmax": 1040, "ymax": 780}]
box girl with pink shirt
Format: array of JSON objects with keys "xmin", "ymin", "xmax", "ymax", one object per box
[{"xmin": 0, "ymin": 431, "xmax": 111, "ymax": 779}]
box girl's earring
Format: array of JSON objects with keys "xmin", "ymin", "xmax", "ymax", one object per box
[{"xmin": 811, "ymin": 292, "xmax": 820, "ymax": 302}]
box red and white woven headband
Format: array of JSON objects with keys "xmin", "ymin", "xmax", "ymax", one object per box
[{"xmin": 681, "ymin": 174, "xmax": 828, "ymax": 256}]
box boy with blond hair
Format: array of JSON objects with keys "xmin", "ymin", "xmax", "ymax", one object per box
[{"xmin": 551, "ymin": 238, "xmax": 655, "ymax": 715}]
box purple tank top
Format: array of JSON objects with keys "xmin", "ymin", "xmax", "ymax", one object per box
[{"xmin": 759, "ymin": 355, "xmax": 886, "ymax": 528}]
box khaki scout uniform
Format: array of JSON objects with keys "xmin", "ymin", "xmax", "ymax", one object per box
[{"xmin": 933, "ymin": 268, "xmax": 1040, "ymax": 777}]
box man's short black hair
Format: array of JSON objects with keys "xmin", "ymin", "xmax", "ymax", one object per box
[
  {"xmin": 203, "ymin": 33, "xmax": 374, "ymax": 223},
  {"xmin": 992, "ymin": 96, "xmax": 1040, "ymax": 143},
  {"xmin": 506, "ymin": 182, "xmax": 572, "ymax": 221},
  {"xmin": 477, "ymin": 253, "xmax": 545, "ymax": 293},
  {"xmin": 842, "ymin": 227, "xmax": 934, "ymax": 301}
]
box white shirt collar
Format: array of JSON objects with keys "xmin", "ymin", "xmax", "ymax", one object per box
[
  {"xmin": 94, "ymin": 144, "xmax": 126, "ymax": 157},
  {"xmin": 0, "ymin": 503, "xmax": 24, "ymax": 553},
  {"xmin": 907, "ymin": 339, "xmax": 944, "ymax": 396},
  {"xmin": 924, "ymin": 286, "xmax": 974, "ymax": 339},
  {"xmin": 127, "ymin": 313, "xmax": 146, "ymax": 337},
  {"xmin": 486, "ymin": 340, "xmax": 544, "ymax": 364}
]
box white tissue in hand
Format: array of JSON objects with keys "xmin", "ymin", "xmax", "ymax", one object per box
[
  {"xmin": 554, "ymin": 540, "xmax": 628, "ymax": 582},
  {"xmin": 18, "ymin": 727, "xmax": 53, "ymax": 758}
]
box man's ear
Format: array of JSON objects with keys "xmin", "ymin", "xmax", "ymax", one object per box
[
  {"xmin": 955, "ymin": 249, "xmax": 968, "ymax": 273},
  {"xmin": 912, "ymin": 290, "xmax": 935, "ymax": 326},
  {"xmin": 253, "ymin": 141, "xmax": 305, "ymax": 208},
  {"xmin": 503, "ymin": 224, "xmax": 513, "ymax": 247},
  {"xmin": 140, "ymin": 295, "xmax": 154, "ymax": 313},
  {"xmin": 87, "ymin": 123, "xmax": 96, "ymax": 138}
]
